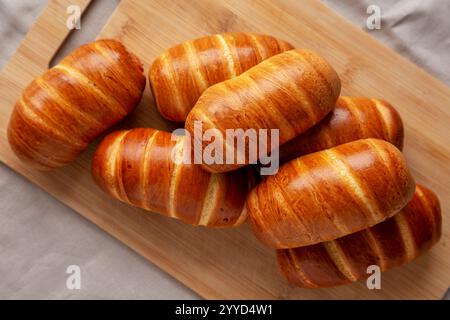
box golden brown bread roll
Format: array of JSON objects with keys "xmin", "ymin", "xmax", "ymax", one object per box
[
  {"xmin": 149, "ymin": 32, "xmax": 293, "ymax": 122},
  {"xmin": 247, "ymin": 138, "xmax": 415, "ymax": 249},
  {"xmin": 277, "ymin": 184, "xmax": 442, "ymax": 288},
  {"xmin": 91, "ymin": 128, "xmax": 252, "ymax": 227},
  {"xmin": 7, "ymin": 39, "xmax": 146, "ymax": 170},
  {"xmin": 279, "ymin": 96, "xmax": 404, "ymax": 164},
  {"xmin": 185, "ymin": 49, "xmax": 341, "ymax": 173}
]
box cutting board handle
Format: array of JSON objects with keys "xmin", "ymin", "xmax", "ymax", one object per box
[{"xmin": 10, "ymin": 0, "xmax": 91, "ymax": 72}]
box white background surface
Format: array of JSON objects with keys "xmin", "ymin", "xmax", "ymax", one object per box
[{"xmin": 1, "ymin": 0, "xmax": 449, "ymax": 299}]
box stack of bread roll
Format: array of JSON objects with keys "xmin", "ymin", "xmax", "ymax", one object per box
[{"xmin": 7, "ymin": 33, "xmax": 441, "ymax": 289}]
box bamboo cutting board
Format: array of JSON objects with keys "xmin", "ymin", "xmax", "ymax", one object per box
[{"xmin": 0, "ymin": 0, "xmax": 449, "ymax": 299}]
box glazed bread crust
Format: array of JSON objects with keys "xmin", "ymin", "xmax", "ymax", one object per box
[
  {"xmin": 7, "ymin": 39, "xmax": 146, "ymax": 170},
  {"xmin": 92, "ymin": 128, "xmax": 251, "ymax": 227},
  {"xmin": 185, "ymin": 49, "xmax": 341, "ymax": 173},
  {"xmin": 277, "ymin": 184, "xmax": 442, "ymax": 288},
  {"xmin": 279, "ymin": 96, "xmax": 404, "ymax": 164},
  {"xmin": 247, "ymin": 138, "xmax": 415, "ymax": 248},
  {"xmin": 149, "ymin": 32, "xmax": 294, "ymax": 122}
]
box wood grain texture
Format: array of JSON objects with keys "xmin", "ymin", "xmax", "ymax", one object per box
[
  {"xmin": 7, "ymin": 39, "xmax": 145, "ymax": 169},
  {"xmin": 248, "ymin": 138, "xmax": 416, "ymax": 249},
  {"xmin": 149, "ymin": 32, "xmax": 293, "ymax": 122},
  {"xmin": 0, "ymin": 0, "xmax": 449, "ymax": 299},
  {"xmin": 277, "ymin": 184, "xmax": 442, "ymax": 288},
  {"xmin": 92, "ymin": 128, "xmax": 251, "ymax": 227},
  {"xmin": 279, "ymin": 96, "xmax": 404, "ymax": 164},
  {"xmin": 185, "ymin": 48, "xmax": 341, "ymax": 173}
]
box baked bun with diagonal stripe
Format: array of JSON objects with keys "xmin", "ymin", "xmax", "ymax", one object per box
[
  {"xmin": 91, "ymin": 128, "xmax": 252, "ymax": 227},
  {"xmin": 277, "ymin": 184, "xmax": 442, "ymax": 288},
  {"xmin": 247, "ymin": 138, "xmax": 415, "ymax": 249},
  {"xmin": 149, "ymin": 33, "xmax": 294, "ymax": 122},
  {"xmin": 185, "ymin": 49, "xmax": 341, "ymax": 173},
  {"xmin": 279, "ymin": 96, "xmax": 404, "ymax": 164},
  {"xmin": 7, "ymin": 39, "xmax": 146, "ymax": 170}
]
